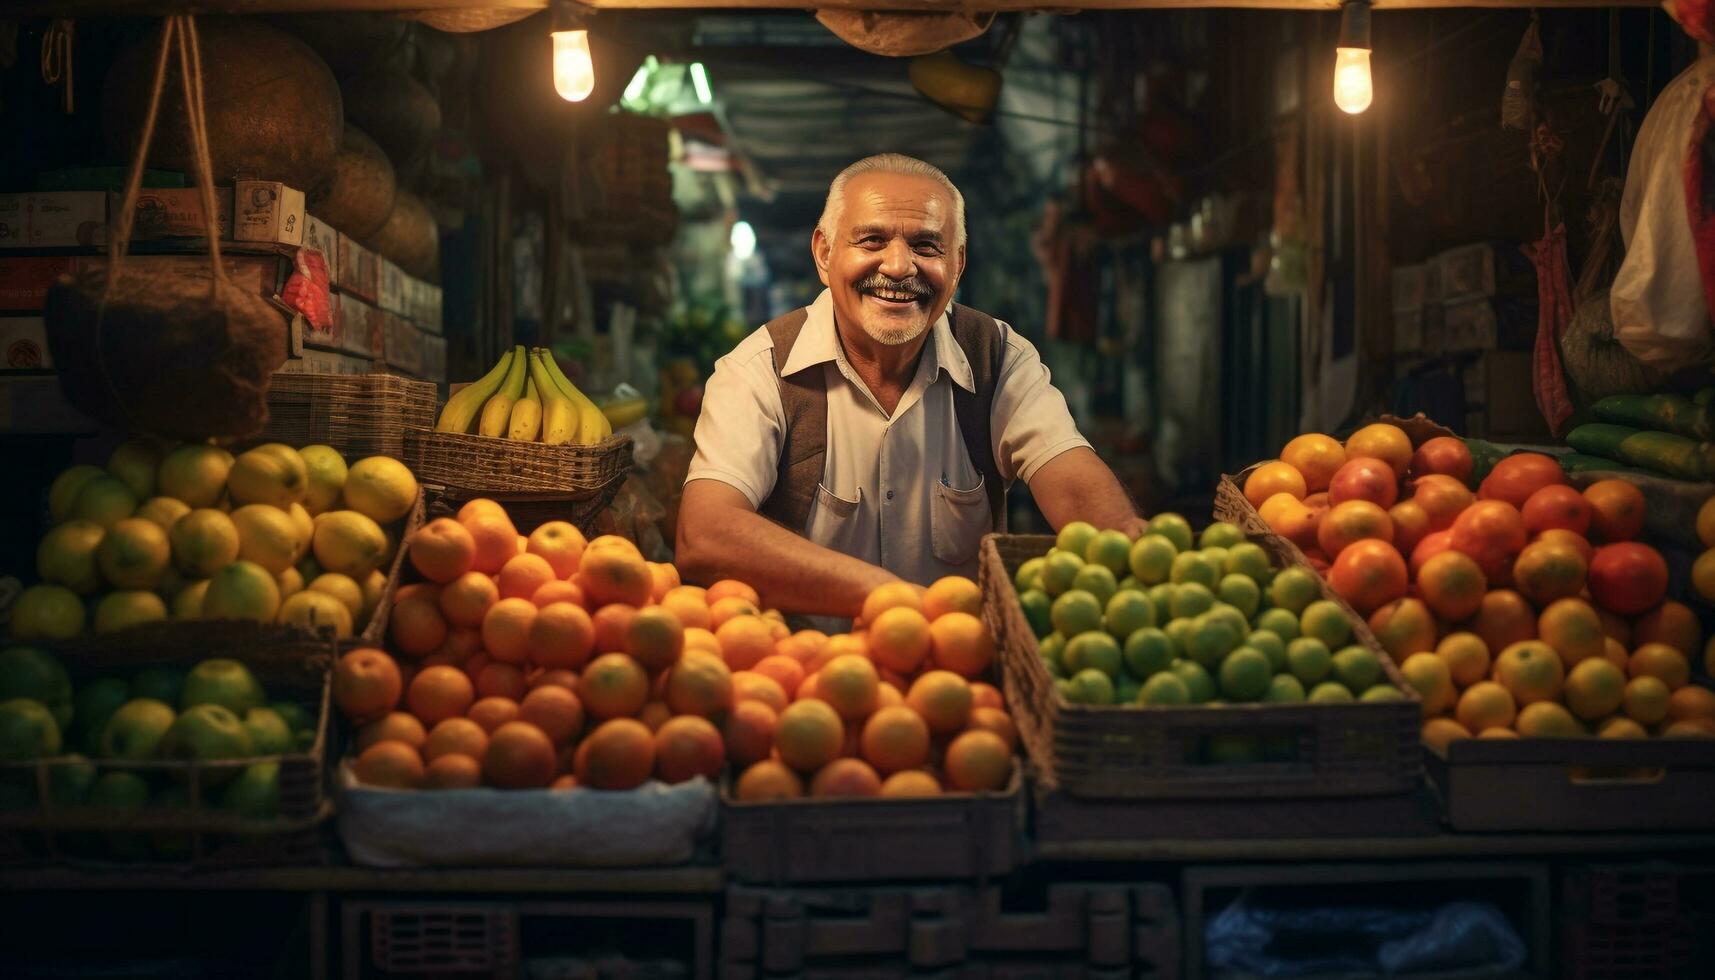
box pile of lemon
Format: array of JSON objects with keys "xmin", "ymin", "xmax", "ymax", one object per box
[{"xmin": 15, "ymin": 439, "xmax": 418, "ymax": 640}]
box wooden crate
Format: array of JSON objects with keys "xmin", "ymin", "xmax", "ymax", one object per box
[{"xmin": 980, "ymin": 534, "xmax": 1420, "ymax": 800}]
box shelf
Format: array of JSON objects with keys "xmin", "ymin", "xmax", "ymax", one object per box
[
  {"xmin": 1032, "ymin": 832, "xmax": 1715, "ymax": 863},
  {"xmin": 0, "ymin": 863, "xmax": 726, "ymax": 894}
]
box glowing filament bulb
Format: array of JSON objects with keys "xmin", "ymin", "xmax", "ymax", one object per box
[
  {"xmin": 552, "ymin": 29, "xmax": 595, "ymax": 102},
  {"xmin": 1333, "ymin": 47, "xmax": 1373, "ymax": 114}
]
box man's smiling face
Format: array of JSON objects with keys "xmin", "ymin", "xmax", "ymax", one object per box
[{"xmin": 813, "ymin": 172, "xmax": 965, "ymax": 348}]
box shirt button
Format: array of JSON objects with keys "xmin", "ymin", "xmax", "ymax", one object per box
[{"xmin": 886, "ymin": 490, "xmax": 895, "ymax": 501}]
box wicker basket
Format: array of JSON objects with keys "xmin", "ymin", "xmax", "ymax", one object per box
[
  {"xmin": 258, "ymin": 373, "xmax": 438, "ymax": 460},
  {"xmin": 0, "ymin": 635, "xmax": 335, "ymax": 868},
  {"xmin": 404, "ymin": 428, "xmax": 633, "ymax": 496},
  {"xmin": 424, "ymin": 476, "xmax": 627, "ymax": 535},
  {"xmin": 980, "ymin": 533, "xmax": 1421, "ymax": 800}
]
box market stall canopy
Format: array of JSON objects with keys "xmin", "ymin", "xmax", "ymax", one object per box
[{"xmin": 6, "ymin": 0, "xmax": 1663, "ymax": 15}]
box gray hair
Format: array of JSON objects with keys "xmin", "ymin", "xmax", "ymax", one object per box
[{"xmin": 817, "ymin": 154, "xmax": 967, "ymax": 251}]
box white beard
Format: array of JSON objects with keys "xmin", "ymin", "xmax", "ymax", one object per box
[{"xmin": 860, "ymin": 316, "xmax": 930, "ymax": 346}]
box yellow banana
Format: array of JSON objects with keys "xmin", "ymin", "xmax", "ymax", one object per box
[
  {"xmin": 436, "ymin": 348, "xmax": 515, "ymax": 433},
  {"xmin": 478, "ymin": 344, "xmax": 527, "ymax": 438},
  {"xmin": 529, "ymin": 349, "xmax": 578, "ymax": 446},
  {"xmin": 538, "ymin": 347, "xmax": 612, "ymax": 443},
  {"xmin": 508, "ymin": 377, "xmax": 542, "ymax": 441},
  {"xmin": 600, "ymin": 396, "xmax": 649, "ymax": 429}
]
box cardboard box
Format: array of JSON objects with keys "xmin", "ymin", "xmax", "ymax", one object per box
[
  {"xmin": 302, "ymin": 214, "xmax": 339, "ymax": 276},
  {"xmin": 0, "ymin": 256, "xmax": 75, "ymax": 311},
  {"xmin": 421, "ymin": 332, "xmax": 446, "ymax": 383},
  {"xmin": 383, "ymin": 314, "xmax": 422, "ymax": 376},
  {"xmin": 1, "ymin": 192, "xmax": 109, "ymax": 248},
  {"xmin": 234, "ymin": 180, "xmax": 305, "ymax": 245},
  {"xmin": 336, "ymin": 233, "xmax": 379, "ymax": 303},
  {"xmin": 377, "ymin": 258, "xmax": 408, "ymax": 316},
  {"xmin": 0, "ymin": 316, "xmax": 50, "ymax": 370},
  {"xmin": 332, "ymin": 292, "xmax": 381, "ymax": 359},
  {"xmin": 1391, "ymin": 263, "xmax": 1426, "ymax": 313},
  {"xmin": 74, "ymin": 253, "xmax": 290, "ymax": 301},
  {"xmin": 0, "ymin": 196, "xmax": 23, "ymax": 246},
  {"xmin": 118, "ymin": 187, "xmax": 235, "ymax": 241},
  {"xmin": 410, "ymin": 277, "xmax": 442, "ymax": 334},
  {"xmin": 1434, "ymin": 241, "xmax": 1535, "ymax": 303}
]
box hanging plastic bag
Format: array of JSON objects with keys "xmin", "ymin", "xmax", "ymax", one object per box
[{"xmin": 1501, "ymin": 16, "xmax": 1543, "ymax": 131}]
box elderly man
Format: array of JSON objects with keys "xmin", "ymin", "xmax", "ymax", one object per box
[{"xmin": 677, "ymin": 154, "xmax": 1141, "ymax": 617}]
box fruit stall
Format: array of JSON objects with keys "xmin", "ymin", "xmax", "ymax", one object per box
[{"xmin": 2, "ymin": 2, "xmax": 1715, "ymax": 979}]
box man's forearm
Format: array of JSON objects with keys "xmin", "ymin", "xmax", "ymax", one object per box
[
  {"xmin": 1029, "ymin": 447, "xmax": 1147, "ymax": 538},
  {"xmin": 676, "ymin": 486, "xmax": 898, "ymax": 617}
]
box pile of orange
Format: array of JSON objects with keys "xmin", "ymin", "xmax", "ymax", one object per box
[{"xmin": 1249, "ymin": 425, "xmax": 1715, "ymax": 743}]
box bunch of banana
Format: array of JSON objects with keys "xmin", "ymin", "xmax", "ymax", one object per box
[{"xmin": 436, "ymin": 346, "xmax": 613, "ymax": 446}]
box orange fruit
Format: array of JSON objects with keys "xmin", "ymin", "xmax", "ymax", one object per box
[
  {"xmin": 1467, "ymin": 590, "xmax": 1537, "ymax": 654},
  {"xmin": 333, "ymin": 647, "xmax": 402, "ymax": 722},
  {"xmin": 817, "ymin": 654, "xmax": 881, "ymax": 720},
  {"xmin": 528, "ymin": 601, "xmax": 596, "ymax": 671},
  {"xmin": 1400, "ymin": 652, "xmax": 1455, "ymax": 717},
  {"xmin": 966, "ymin": 707, "xmax": 1019, "ymax": 752},
  {"xmin": 808, "ymin": 633, "xmax": 867, "ymax": 675},
  {"xmin": 860, "ymin": 705, "xmax": 931, "ymax": 774},
  {"xmin": 1564, "ymin": 657, "xmax": 1626, "ymax": 721},
  {"xmin": 467, "ymin": 696, "xmax": 521, "ymax": 733},
  {"xmin": 1409, "ymin": 475, "xmax": 1475, "ymax": 532},
  {"xmin": 1389, "ymin": 500, "xmax": 1432, "ymax": 554},
  {"xmin": 1538, "ymin": 598, "xmax": 1607, "ymax": 669},
  {"xmin": 591, "ymin": 603, "xmax": 639, "ymax": 656},
  {"xmin": 637, "ymin": 700, "xmax": 673, "ymax": 732},
  {"xmin": 455, "ymin": 499, "xmax": 506, "ymax": 523},
  {"xmin": 576, "ymin": 544, "xmax": 653, "ymax": 609},
  {"xmin": 660, "ymin": 586, "xmax": 711, "ymax": 630},
  {"xmin": 1280, "ymin": 433, "xmax": 1347, "ymax": 493},
  {"xmin": 1603, "ymin": 637, "xmax": 1630, "ymax": 672},
  {"xmin": 1410, "ymin": 436, "xmax": 1475, "ymax": 482},
  {"xmin": 684, "ymin": 627, "xmax": 721, "ymax": 657},
  {"xmin": 724, "ymin": 700, "xmax": 778, "ymax": 767},
  {"xmin": 1416, "ymin": 550, "xmax": 1487, "ymax": 623},
  {"xmin": 438, "ymin": 571, "xmax": 499, "ymax": 628},
  {"xmin": 422, "ymin": 753, "xmax": 483, "ymax": 790},
  {"xmin": 923, "ymin": 576, "xmax": 982, "ymax": 620},
  {"xmin": 474, "ymin": 662, "xmax": 528, "ymax": 701},
  {"xmin": 390, "ymin": 596, "xmax": 449, "ymax": 658},
  {"xmin": 1628, "ymin": 643, "xmax": 1690, "ymax": 690},
  {"xmin": 531, "ymin": 580, "xmax": 585, "ymax": 608},
  {"xmin": 353, "ymin": 739, "xmax": 424, "ymax": 789},
  {"xmin": 1449, "ymin": 500, "xmax": 1528, "ymax": 583},
  {"xmin": 753, "ymin": 655, "xmax": 807, "ymax": 696},
  {"xmin": 410, "ymin": 518, "xmax": 476, "ymax": 584},
  {"xmin": 1244, "ymin": 461, "xmax": 1309, "ymax": 507},
  {"xmin": 478, "ymin": 597, "xmax": 537, "ymax": 666},
  {"xmin": 482, "ymin": 721, "xmax": 557, "ymax": 788},
  {"xmin": 578, "ymin": 653, "xmax": 651, "ymax": 719},
  {"xmin": 1535, "ymin": 528, "xmax": 1594, "ymax": 564},
  {"xmin": 1583, "ymin": 479, "xmax": 1646, "ymax": 542},
  {"xmin": 654, "ymin": 715, "xmax": 726, "ymax": 783},
  {"xmin": 944, "ymin": 729, "xmax": 1013, "ymax": 791},
  {"xmin": 462, "ymin": 652, "xmax": 492, "ymax": 684},
  {"xmin": 1435, "ymin": 632, "xmax": 1491, "ymax": 689},
  {"xmin": 1258, "ymin": 492, "xmax": 1323, "ymax": 550},
  {"xmin": 525, "ymin": 521, "xmax": 587, "ymax": 579},
  {"xmin": 1665, "ymin": 718, "xmax": 1715, "ymax": 737},
  {"xmin": 1317, "ymin": 500, "xmax": 1393, "ymax": 559},
  {"xmin": 1511, "ymin": 539, "xmax": 1587, "ymax": 607},
  {"xmin": 1421, "ymin": 718, "xmax": 1473, "ymax": 752},
  {"xmin": 861, "ymin": 582, "xmax": 924, "ymax": 625},
  {"xmin": 1327, "ymin": 539, "xmax": 1408, "ymax": 614},
  {"xmin": 775, "ymin": 699, "xmax": 844, "ymax": 772},
  {"xmin": 716, "ymin": 615, "xmax": 776, "ymax": 671},
  {"xmin": 877, "ymin": 681, "xmax": 906, "ymax": 710},
  {"xmin": 1597, "ymin": 717, "xmax": 1648, "ymax": 740},
  {"xmin": 394, "ymin": 582, "xmax": 440, "ymax": 607},
  {"xmin": 573, "ymin": 718, "xmax": 657, "ymax": 789},
  {"xmin": 424, "ymin": 717, "xmax": 489, "ymax": 762},
  {"xmin": 461, "ymin": 511, "xmax": 520, "ymax": 575},
  {"xmin": 808, "ymin": 758, "xmax": 880, "ymax": 798},
  {"xmin": 735, "ymin": 759, "xmax": 804, "ymax": 800},
  {"xmin": 1520, "ymin": 484, "xmax": 1592, "ymax": 537},
  {"xmin": 928, "ymin": 612, "xmax": 995, "ymax": 678},
  {"xmin": 497, "ymin": 553, "xmax": 556, "ymax": 602},
  {"xmin": 1367, "ymin": 597, "xmax": 1439, "ymax": 662},
  {"xmin": 868, "ymin": 607, "xmax": 932, "ymax": 675},
  {"xmin": 732, "ymin": 671, "xmax": 789, "ymax": 714},
  {"xmin": 518, "ymin": 684, "xmax": 584, "ymax": 744},
  {"xmin": 778, "ymin": 629, "xmax": 830, "ymax": 664},
  {"xmin": 1633, "ymin": 601, "xmax": 1703, "ymax": 658},
  {"xmin": 1515, "ymin": 701, "xmax": 1585, "ymax": 737},
  {"xmin": 625, "ymin": 606, "xmax": 685, "ymax": 673},
  {"xmin": 880, "ymin": 770, "xmax": 942, "ymax": 797},
  {"xmin": 664, "ymin": 651, "xmax": 735, "ymax": 717},
  {"xmin": 1345, "ymin": 423, "xmax": 1413, "ymax": 477},
  {"xmin": 907, "ymin": 671, "xmax": 973, "ymax": 734},
  {"xmin": 1479, "ymin": 728, "xmax": 1521, "ymax": 740},
  {"xmin": 354, "ymin": 711, "xmax": 427, "ymax": 752},
  {"xmin": 532, "ymin": 668, "xmax": 579, "ymax": 691},
  {"xmin": 1455, "ymin": 681, "xmax": 1516, "ymax": 733},
  {"xmin": 1494, "ymin": 641, "xmax": 1565, "ymax": 707},
  {"xmin": 1478, "ymin": 453, "xmax": 1567, "ymax": 510},
  {"xmin": 1667, "ymin": 685, "xmax": 1715, "ymax": 722},
  {"xmin": 706, "ymin": 579, "xmax": 762, "ymax": 608},
  {"xmin": 971, "ymin": 682, "xmax": 1004, "ymax": 711},
  {"xmin": 708, "ymin": 596, "xmax": 760, "ymax": 630},
  {"xmin": 648, "ymin": 562, "xmax": 680, "ymax": 603}
]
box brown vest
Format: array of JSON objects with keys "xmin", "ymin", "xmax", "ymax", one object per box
[{"xmin": 757, "ymin": 303, "xmax": 1009, "ymax": 535}]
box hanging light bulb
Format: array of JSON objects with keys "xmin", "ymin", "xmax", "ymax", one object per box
[
  {"xmin": 551, "ymin": 3, "xmax": 595, "ymax": 102},
  {"xmin": 1333, "ymin": 0, "xmax": 1373, "ymax": 115}
]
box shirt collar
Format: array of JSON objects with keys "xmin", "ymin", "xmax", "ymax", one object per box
[{"xmin": 782, "ymin": 289, "xmax": 975, "ymax": 393}]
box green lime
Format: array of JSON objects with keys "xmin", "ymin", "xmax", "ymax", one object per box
[
  {"xmin": 1118, "ymin": 575, "xmax": 1143, "ymax": 593},
  {"xmin": 1331, "ymin": 646, "xmax": 1382, "ymax": 693},
  {"xmin": 73, "ymin": 677, "xmax": 132, "ymax": 755},
  {"xmin": 1014, "ymin": 557, "xmax": 1045, "ymax": 594},
  {"xmin": 1270, "ymin": 567, "xmax": 1322, "ymax": 614},
  {"xmin": 1187, "ymin": 613, "xmax": 1242, "ymax": 669},
  {"xmin": 1300, "ymin": 600, "xmax": 1352, "ymax": 649},
  {"xmin": 1217, "ymin": 574, "xmax": 1262, "ymax": 619},
  {"xmin": 1264, "ymin": 674, "xmax": 1307, "ymax": 703},
  {"xmin": 1246, "ymin": 630, "xmax": 1287, "ymax": 671},
  {"xmin": 1146, "ymin": 513, "xmax": 1195, "ymax": 552},
  {"xmin": 1039, "ymin": 633, "xmax": 1067, "ymax": 675},
  {"xmin": 1200, "ymin": 521, "xmax": 1245, "ymax": 549},
  {"xmin": 1200, "ymin": 546, "xmax": 1230, "ymax": 571},
  {"xmin": 1105, "ymin": 590, "xmax": 1156, "ymax": 638},
  {"xmin": 1164, "ymin": 618, "xmax": 1198, "ymax": 658},
  {"xmin": 1128, "ymin": 536, "xmax": 1178, "ymax": 585},
  {"xmin": 1054, "ymin": 678, "xmax": 1075, "ymax": 700},
  {"xmin": 1224, "ymin": 543, "xmax": 1273, "ymax": 584},
  {"xmin": 1308, "ymin": 681, "xmax": 1355, "ymax": 703},
  {"xmin": 1205, "ymin": 734, "xmax": 1259, "ymax": 763},
  {"xmin": 1066, "ymin": 632, "xmax": 1123, "ymax": 677},
  {"xmin": 1170, "ymin": 552, "xmax": 1219, "ymax": 588},
  {"xmin": 1056, "ymin": 521, "xmax": 1100, "ymax": 560},
  {"xmin": 1361, "ymin": 686, "xmax": 1406, "ymax": 703},
  {"xmin": 1286, "ymin": 637, "xmax": 1333, "ymax": 686},
  {"xmin": 1040, "ymin": 551, "xmax": 1086, "ymax": 597},
  {"xmin": 1085, "ymin": 530, "xmax": 1133, "ymax": 576},
  {"xmin": 1171, "ymin": 661, "xmax": 1217, "ymax": 703},
  {"xmin": 1123, "ymin": 627, "xmax": 1175, "ymax": 678},
  {"xmin": 1114, "ymin": 676, "xmax": 1142, "ymax": 705},
  {"xmin": 1066, "ymin": 668, "xmax": 1115, "ymax": 705},
  {"xmin": 1169, "ymin": 582, "xmax": 1215, "ymax": 620},
  {"xmin": 1219, "ymin": 647, "xmax": 1274, "ymax": 701},
  {"xmin": 1019, "ymin": 589, "xmax": 1053, "ymax": 638},
  {"xmin": 1051, "ymin": 590, "xmax": 1104, "ymax": 637},
  {"xmin": 1071, "ymin": 564, "xmax": 1119, "ymax": 607},
  {"xmin": 1147, "ymin": 583, "xmax": 1178, "ymax": 615},
  {"xmin": 1139, "ymin": 672, "xmax": 1190, "ymax": 706},
  {"xmin": 1254, "ymin": 608, "xmax": 1301, "ymax": 641},
  {"xmin": 1206, "ymin": 604, "xmax": 1252, "ymax": 640}
]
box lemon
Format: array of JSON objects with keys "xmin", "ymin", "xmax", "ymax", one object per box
[
  {"xmin": 276, "ymin": 566, "xmax": 305, "ymax": 599},
  {"xmin": 298, "ymin": 445, "xmax": 348, "ymax": 516},
  {"xmin": 96, "ymin": 517, "xmax": 172, "ymax": 590},
  {"xmin": 307, "ymin": 573, "xmax": 365, "ymax": 619},
  {"xmin": 228, "ymin": 445, "xmax": 308, "ymax": 508},
  {"xmin": 136, "ymin": 496, "xmax": 192, "ymax": 531},
  {"xmin": 48, "ymin": 465, "xmax": 106, "ymax": 523},
  {"xmin": 342, "ymin": 456, "xmax": 418, "ymax": 524},
  {"xmin": 106, "ymin": 438, "xmax": 162, "ymax": 501},
  {"xmin": 170, "ymin": 508, "xmax": 241, "ymax": 578},
  {"xmin": 202, "ymin": 560, "xmax": 282, "ymax": 622},
  {"xmin": 68, "ymin": 476, "xmax": 138, "ymax": 529},
  {"xmin": 230, "ymin": 504, "xmax": 302, "ymax": 574},
  {"xmin": 37, "ymin": 520, "xmax": 106, "ymax": 594},
  {"xmin": 277, "ymin": 590, "xmax": 354, "ymax": 638},
  {"xmin": 313, "ymin": 510, "xmax": 389, "ymax": 578},
  {"xmin": 157, "ymin": 444, "xmax": 233, "ymax": 508},
  {"xmin": 94, "ymin": 590, "xmax": 169, "ymax": 633},
  {"xmin": 288, "ymin": 503, "xmax": 314, "ymax": 561},
  {"xmin": 173, "ymin": 580, "xmax": 210, "ymax": 619},
  {"xmin": 361, "ymin": 568, "xmax": 388, "ymax": 620},
  {"xmin": 11, "ymin": 584, "xmax": 85, "ymax": 640}
]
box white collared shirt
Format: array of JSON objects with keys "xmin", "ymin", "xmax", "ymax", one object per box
[{"xmin": 686, "ymin": 289, "xmax": 1090, "ymax": 584}]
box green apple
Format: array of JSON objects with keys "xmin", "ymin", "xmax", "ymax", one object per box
[
  {"xmin": 270, "ymin": 701, "xmax": 315, "ymax": 735},
  {"xmin": 73, "ymin": 677, "xmax": 133, "ymax": 755},
  {"xmin": 99, "ymin": 699, "xmax": 176, "ymax": 759},
  {"xmin": 242, "ymin": 708, "xmax": 292, "ymax": 755},
  {"xmin": 47, "ymin": 754, "xmax": 98, "ymax": 806},
  {"xmin": 160, "ymin": 704, "xmax": 255, "ymax": 784},
  {"xmin": 0, "ymin": 647, "xmax": 73, "ymax": 729},
  {"xmin": 0, "ymin": 698, "xmax": 62, "ymax": 759},
  {"xmin": 221, "ymin": 762, "xmax": 281, "ymax": 819},
  {"xmin": 130, "ymin": 666, "xmax": 186, "ymax": 706},
  {"xmin": 179, "ymin": 659, "xmax": 265, "ymax": 715}
]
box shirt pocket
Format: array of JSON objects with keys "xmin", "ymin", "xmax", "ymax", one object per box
[
  {"xmin": 931, "ymin": 476, "xmax": 991, "ymax": 566},
  {"xmin": 806, "ymin": 483, "xmax": 865, "ymax": 557}
]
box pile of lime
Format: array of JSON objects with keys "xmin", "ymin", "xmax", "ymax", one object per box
[{"xmin": 1013, "ymin": 517, "xmax": 1404, "ymax": 708}]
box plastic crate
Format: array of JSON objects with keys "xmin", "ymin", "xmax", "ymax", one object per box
[
  {"xmin": 370, "ymin": 904, "xmax": 517, "ymax": 976},
  {"xmin": 980, "ymin": 533, "xmax": 1420, "ymax": 800},
  {"xmin": 1564, "ymin": 864, "xmax": 1715, "ymax": 980}
]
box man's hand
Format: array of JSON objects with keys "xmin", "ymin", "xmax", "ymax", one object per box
[
  {"xmin": 675, "ymin": 480, "xmax": 900, "ymax": 617},
  {"xmin": 1027, "ymin": 447, "xmax": 1146, "ymax": 538}
]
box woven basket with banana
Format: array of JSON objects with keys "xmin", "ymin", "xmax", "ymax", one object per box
[{"xmin": 435, "ymin": 346, "xmax": 613, "ymax": 445}]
